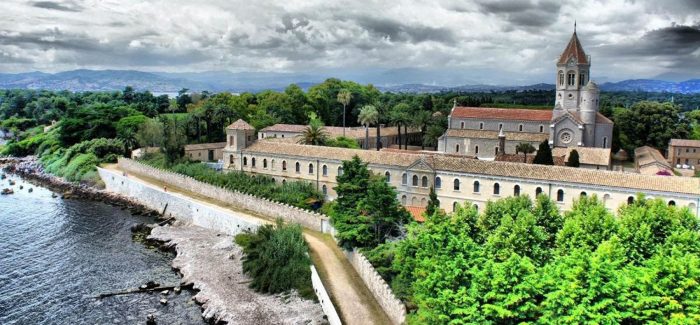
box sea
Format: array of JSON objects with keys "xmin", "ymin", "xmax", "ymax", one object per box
[{"xmin": 0, "ymin": 176, "xmax": 206, "ymax": 324}]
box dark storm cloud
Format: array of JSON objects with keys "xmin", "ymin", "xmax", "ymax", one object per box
[
  {"xmin": 475, "ymin": 0, "xmax": 561, "ymax": 28},
  {"xmin": 0, "ymin": 28, "xmax": 98, "ymax": 52},
  {"xmin": 598, "ymin": 24, "xmax": 700, "ymax": 57},
  {"xmin": 354, "ymin": 16, "xmax": 456, "ymax": 43},
  {"xmin": 31, "ymin": 1, "xmax": 82, "ymax": 12}
]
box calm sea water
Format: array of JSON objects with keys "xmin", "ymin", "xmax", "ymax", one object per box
[{"xmin": 0, "ymin": 177, "xmax": 206, "ymax": 325}]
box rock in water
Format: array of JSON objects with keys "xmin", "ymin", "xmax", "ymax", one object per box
[
  {"xmin": 159, "ymin": 298, "xmax": 168, "ymax": 305},
  {"xmin": 28, "ymin": 188, "xmax": 33, "ymax": 193},
  {"xmin": 161, "ymin": 290, "xmax": 169, "ymax": 295},
  {"xmin": 146, "ymin": 314, "xmax": 157, "ymax": 325},
  {"xmin": 173, "ymin": 286, "xmax": 181, "ymax": 294}
]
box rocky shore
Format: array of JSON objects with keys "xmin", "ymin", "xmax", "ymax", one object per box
[{"xmin": 150, "ymin": 223, "xmax": 327, "ymax": 325}]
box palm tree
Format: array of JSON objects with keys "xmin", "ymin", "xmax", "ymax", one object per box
[
  {"xmin": 412, "ymin": 110, "xmax": 432, "ymax": 150},
  {"xmin": 298, "ymin": 123, "xmax": 329, "ymax": 145},
  {"xmin": 389, "ymin": 103, "xmax": 410, "ymax": 150},
  {"xmin": 337, "ymin": 90, "xmax": 352, "ymax": 137},
  {"xmin": 516, "ymin": 142, "xmax": 536, "ymax": 163},
  {"xmin": 358, "ymin": 105, "xmax": 378, "ymax": 150}
]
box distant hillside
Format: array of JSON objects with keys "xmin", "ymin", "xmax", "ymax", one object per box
[{"xmin": 0, "ymin": 69, "xmax": 698, "ymax": 94}]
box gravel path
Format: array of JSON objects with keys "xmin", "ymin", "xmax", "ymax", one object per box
[{"xmin": 150, "ymin": 224, "xmax": 326, "ymax": 325}]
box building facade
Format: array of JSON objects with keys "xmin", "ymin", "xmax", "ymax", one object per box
[
  {"xmin": 438, "ymin": 30, "xmax": 613, "ymax": 160},
  {"xmin": 259, "ymin": 123, "xmax": 420, "ymax": 149},
  {"xmin": 668, "ymin": 139, "xmax": 700, "ymax": 171}
]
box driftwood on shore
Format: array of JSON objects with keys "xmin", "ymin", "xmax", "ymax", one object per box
[{"xmin": 95, "ymin": 284, "xmax": 185, "ymax": 299}]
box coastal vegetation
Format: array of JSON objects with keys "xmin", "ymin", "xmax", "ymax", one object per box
[
  {"xmin": 234, "ymin": 220, "xmax": 315, "ymax": 300},
  {"xmin": 364, "ymin": 194, "xmax": 700, "ymax": 324}
]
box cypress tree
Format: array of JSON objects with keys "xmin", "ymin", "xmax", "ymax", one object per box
[
  {"xmin": 533, "ymin": 140, "xmax": 554, "ymax": 165},
  {"xmin": 425, "ymin": 187, "xmax": 440, "ymax": 217},
  {"xmin": 567, "ymin": 149, "xmax": 580, "ymax": 167}
]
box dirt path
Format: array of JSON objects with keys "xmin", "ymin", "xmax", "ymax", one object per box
[{"xmin": 104, "ymin": 164, "xmax": 392, "ymax": 325}]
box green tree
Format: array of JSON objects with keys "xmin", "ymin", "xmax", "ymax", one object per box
[
  {"xmin": 135, "ymin": 118, "xmax": 164, "ymax": 148},
  {"xmin": 425, "ymin": 187, "xmax": 440, "ymax": 217},
  {"xmin": 116, "ymin": 114, "xmax": 147, "ymax": 152},
  {"xmin": 358, "ymin": 105, "xmax": 378, "ymax": 150},
  {"xmin": 614, "ymin": 101, "xmax": 690, "ymax": 154},
  {"xmin": 161, "ymin": 116, "xmax": 187, "ymax": 163},
  {"xmin": 556, "ymin": 195, "xmax": 617, "ymax": 252},
  {"xmin": 389, "ymin": 103, "xmax": 410, "ymax": 150},
  {"xmin": 516, "ymin": 142, "xmax": 536, "ymax": 163},
  {"xmin": 533, "ymin": 140, "xmax": 554, "ymax": 165},
  {"xmin": 566, "ymin": 149, "xmax": 580, "ymax": 167},
  {"xmin": 298, "ymin": 112, "xmax": 329, "ymax": 145},
  {"xmin": 337, "ymin": 89, "xmax": 352, "ymax": 135}
]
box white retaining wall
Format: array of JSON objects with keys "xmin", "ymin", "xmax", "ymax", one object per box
[
  {"xmin": 117, "ymin": 158, "xmax": 334, "ymax": 234},
  {"xmin": 311, "ymin": 266, "xmax": 342, "ymax": 325},
  {"xmin": 345, "ymin": 249, "xmax": 406, "ymax": 325}
]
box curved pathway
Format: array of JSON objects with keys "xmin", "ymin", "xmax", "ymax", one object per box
[{"xmin": 104, "ymin": 164, "xmax": 392, "ymax": 325}]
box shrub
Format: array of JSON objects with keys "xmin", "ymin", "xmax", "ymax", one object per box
[{"xmin": 234, "ymin": 220, "xmax": 315, "ymax": 300}]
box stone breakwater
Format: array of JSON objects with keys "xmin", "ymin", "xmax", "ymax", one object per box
[
  {"xmin": 149, "ymin": 223, "xmax": 326, "ymax": 325},
  {"xmin": 1, "ymin": 157, "xmax": 159, "ymax": 217}
]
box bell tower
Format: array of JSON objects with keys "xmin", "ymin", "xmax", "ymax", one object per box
[{"xmin": 554, "ymin": 24, "xmax": 591, "ymax": 112}]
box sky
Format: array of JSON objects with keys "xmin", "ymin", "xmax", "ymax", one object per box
[{"xmin": 0, "ymin": 0, "xmax": 698, "ymax": 85}]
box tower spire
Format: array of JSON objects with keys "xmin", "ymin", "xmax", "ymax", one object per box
[{"xmin": 574, "ymin": 20, "xmax": 577, "ymax": 33}]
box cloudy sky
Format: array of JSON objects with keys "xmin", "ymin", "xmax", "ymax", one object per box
[{"xmin": 0, "ymin": 0, "xmax": 698, "ymax": 85}]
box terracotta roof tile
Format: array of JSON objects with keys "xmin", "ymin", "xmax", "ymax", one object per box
[
  {"xmin": 227, "ymin": 119, "xmax": 255, "ymax": 130},
  {"xmin": 635, "ymin": 146, "xmax": 671, "ymax": 169},
  {"xmin": 558, "ymin": 32, "xmax": 589, "ymax": 65},
  {"xmin": 451, "ymin": 107, "xmax": 553, "ymax": 122},
  {"xmin": 552, "ymin": 147, "xmax": 611, "ymax": 166},
  {"xmin": 596, "ymin": 113, "xmax": 613, "ymax": 124},
  {"xmin": 184, "ymin": 142, "xmax": 226, "ymax": 150},
  {"xmin": 669, "ymin": 139, "xmax": 700, "ymax": 147},
  {"xmin": 405, "ymin": 206, "xmax": 427, "ymax": 222}
]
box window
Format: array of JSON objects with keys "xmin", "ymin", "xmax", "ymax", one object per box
[
  {"xmin": 421, "ymin": 176, "xmax": 428, "ymax": 187},
  {"xmin": 295, "ymin": 162, "xmax": 300, "ymax": 173},
  {"xmin": 539, "ymin": 125, "xmax": 544, "ymax": 133},
  {"xmin": 473, "ymin": 204, "xmax": 479, "ymax": 212},
  {"xmin": 401, "ymin": 195, "xmax": 407, "ymax": 205},
  {"xmin": 499, "ymin": 123, "xmax": 503, "ymax": 130},
  {"xmin": 308, "ymin": 163, "xmax": 314, "ymax": 174},
  {"xmin": 558, "ymin": 71, "xmax": 564, "ymax": 86},
  {"xmin": 567, "ymin": 71, "xmax": 576, "ymax": 86},
  {"xmin": 271, "ymin": 160, "xmax": 275, "ymax": 170},
  {"xmin": 460, "ymin": 121, "xmax": 465, "ymax": 129},
  {"xmin": 421, "ymin": 198, "xmax": 427, "ymax": 206},
  {"xmin": 579, "ymin": 73, "xmax": 586, "ymax": 86},
  {"xmin": 282, "ymin": 179, "xmax": 286, "ymax": 185},
  {"xmin": 402, "ymin": 173, "xmax": 407, "ymax": 185},
  {"xmin": 229, "ymin": 155, "xmax": 234, "ymax": 164},
  {"xmin": 323, "ymin": 165, "xmax": 328, "ymax": 176},
  {"xmin": 557, "ymin": 189, "xmax": 564, "ymax": 202},
  {"xmin": 518, "ymin": 124, "xmax": 523, "ymax": 132},
  {"xmin": 627, "ymin": 196, "xmax": 635, "ymax": 204},
  {"xmin": 453, "ymin": 202, "xmax": 458, "ymax": 212},
  {"xmin": 475, "ymin": 145, "xmax": 479, "ymax": 154},
  {"xmin": 454, "ymin": 179, "xmax": 460, "ymax": 191},
  {"xmin": 243, "ymin": 157, "xmax": 248, "ymax": 166},
  {"xmin": 338, "ymin": 166, "xmax": 344, "ymax": 176},
  {"xmin": 229, "ymin": 136, "xmax": 233, "ymax": 146},
  {"xmin": 603, "ymin": 137, "xmax": 608, "ymax": 148},
  {"xmin": 435, "ymin": 177, "xmax": 442, "ymax": 189},
  {"xmin": 385, "ymin": 171, "xmax": 391, "ymax": 182},
  {"xmin": 536, "ymin": 187, "xmax": 543, "ymax": 196},
  {"xmin": 455, "ymin": 144, "xmax": 460, "ymax": 153},
  {"xmin": 282, "ymin": 161, "xmax": 287, "ymax": 171},
  {"xmin": 495, "ymin": 147, "xmax": 499, "ymax": 155},
  {"xmin": 479, "ymin": 122, "xmax": 484, "ymax": 130},
  {"xmin": 263, "ymin": 159, "xmax": 267, "ymax": 168},
  {"xmin": 412, "ymin": 175, "xmax": 419, "ymax": 186},
  {"xmin": 473, "ymin": 180, "xmax": 480, "ymax": 193},
  {"xmin": 669, "ymin": 200, "xmax": 676, "ymax": 206},
  {"xmin": 252, "ymin": 157, "xmax": 256, "ymax": 168},
  {"xmin": 322, "ymin": 185, "xmax": 327, "ymax": 195},
  {"xmin": 493, "ymin": 183, "xmax": 500, "ymax": 195},
  {"xmin": 514, "ymin": 185, "xmax": 521, "ymax": 196},
  {"xmin": 580, "ymin": 191, "xmax": 587, "ymax": 197}
]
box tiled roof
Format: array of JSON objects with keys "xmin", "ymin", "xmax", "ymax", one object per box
[
  {"xmin": 227, "ymin": 119, "xmax": 255, "ymax": 130},
  {"xmin": 241, "ymin": 141, "xmax": 700, "ymax": 195},
  {"xmin": 558, "ymin": 32, "xmax": 589, "ymax": 65},
  {"xmin": 443, "ymin": 129, "xmax": 549, "ymax": 142},
  {"xmin": 496, "ymin": 154, "xmax": 567, "ymax": 166},
  {"xmin": 669, "ymin": 139, "xmax": 700, "ymax": 147},
  {"xmin": 596, "ymin": 113, "xmax": 613, "ymax": 124},
  {"xmin": 405, "ymin": 206, "xmax": 427, "ymax": 222},
  {"xmin": 260, "ymin": 123, "xmax": 407, "ymax": 139},
  {"xmin": 635, "ymin": 146, "xmax": 671, "ymax": 169},
  {"xmin": 451, "ymin": 107, "xmax": 553, "ymax": 122},
  {"xmin": 552, "ymin": 147, "xmax": 611, "ymax": 166},
  {"xmin": 184, "ymin": 142, "xmax": 226, "ymax": 150}
]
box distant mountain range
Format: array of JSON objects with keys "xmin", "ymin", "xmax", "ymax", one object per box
[{"xmin": 0, "ymin": 69, "xmax": 698, "ymax": 94}]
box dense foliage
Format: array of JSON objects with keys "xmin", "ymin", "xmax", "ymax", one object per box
[
  {"xmin": 330, "ymin": 156, "xmax": 411, "ymax": 249},
  {"xmin": 139, "ymin": 153, "xmax": 323, "ymax": 210},
  {"xmin": 366, "ymin": 194, "xmax": 700, "ymax": 324},
  {"xmin": 234, "ymin": 219, "xmax": 315, "ymax": 299}
]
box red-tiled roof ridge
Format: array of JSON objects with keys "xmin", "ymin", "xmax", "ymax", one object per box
[
  {"xmin": 451, "ymin": 106, "xmax": 553, "ymax": 122},
  {"xmin": 558, "ymin": 32, "xmax": 589, "ymax": 65},
  {"xmin": 227, "ymin": 119, "xmax": 255, "ymax": 130}
]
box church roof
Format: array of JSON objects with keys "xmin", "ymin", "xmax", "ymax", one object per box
[
  {"xmin": 552, "ymin": 147, "xmax": 611, "ymax": 166},
  {"xmin": 595, "ymin": 113, "xmax": 613, "ymax": 124},
  {"xmin": 451, "ymin": 107, "xmax": 552, "ymax": 122},
  {"xmin": 227, "ymin": 119, "xmax": 255, "ymax": 130},
  {"xmin": 558, "ymin": 32, "xmax": 589, "ymax": 65}
]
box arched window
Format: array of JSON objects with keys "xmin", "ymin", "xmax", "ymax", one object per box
[
  {"xmin": 473, "ymin": 204, "xmax": 479, "ymax": 212},
  {"xmin": 421, "ymin": 176, "xmax": 428, "ymax": 187},
  {"xmin": 669, "ymin": 200, "xmax": 676, "ymax": 206},
  {"xmin": 412, "ymin": 175, "xmax": 419, "ymax": 186},
  {"xmin": 421, "ymin": 198, "xmax": 427, "ymax": 206},
  {"xmin": 479, "ymin": 122, "xmax": 484, "ymax": 130},
  {"xmin": 401, "ymin": 195, "xmax": 407, "ymax": 205},
  {"xmin": 580, "ymin": 191, "xmax": 587, "ymax": 197},
  {"xmin": 453, "ymin": 179, "xmax": 460, "ymax": 191},
  {"xmin": 539, "ymin": 125, "xmax": 544, "ymax": 133},
  {"xmin": 402, "ymin": 173, "xmax": 407, "ymax": 185},
  {"xmin": 252, "ymin": 157, "xmax": 256, "ymax": 168},
  {"xmin": 558, "ymin": 70, "xmax": 564, "ymax": 86},
  {"xmin": 308, "ymin": 163, "xmax": 314, "ymax": 174},
  {"xmin": 385, "ymin": 171, "xmax": 391, "ymax": 182},
  {"xmin": 579, "ymin": 73, "xmax": 586, "ymax": 86},
  {"xmin": 460, "ymin": 121, "xmax": 465, "ymax": 129},
  {"xmin": 263, "ymin": 159, "xmax": 267, "ymax": 168},
  {"xmin": 229, "ymin": 155, "xmax": 234, "ymax": 164},
  {"xmin": 627, "ymin": 196, "xmax": 635, "ymax": 204},
  {"xmin": 475, "ymin": 145, "xmax": 479, "ymax": 154},
  {"xmin": 322, "ymin": 165, "xmax": 328, "ymax": 176},
  {"xmin": 536, "ymin": 187, "xmax": 543, "ymax": 196},
  {"xmin": 243, "ymin": 157, "xmax": 248, "ymax": 166},
  {"xmin": 338, "ymin": 166, "xmax": 344, "ymax": 176},
  {"xmin": 455, "ymin": 144, "xmax": 460, "ymax": 153},
  {"xmin": 473, "ymin": 180, "xmax": 480, "ymax": 193},
  {"xmin": 435, "ymin": 177, "xmax": 442, "ymax": 189},
  {"xmin": 514, "ymin": 185, "xmax": 521, "ymax": 196},
  {"xmin": 493, "ymin": 183, "xmax": 500, "ymax": 195},
  {"xmin": 453, "ymin": 202, "xmax": 458, "ymax": 212},
  {"xmin": 499, "ymin": 123, "xmax": 503, "ymax": 131},
  {"xmin": 603, "ymin": 137, "xmax": 608, "ymax": 148},
  {"xmin": 567, "ymin": 71, "xmax": 576, "ymax": 86},
  {"xmin": 518, "ymin": 124, "xmax": 523, "ymax": 132},
  {"xmin": 295, "ymin": 162, "xmax": 300, "ymax": 173},
  {"xmin": 411, "ymin": 197, "xmax": 417, "ymax": 205},
  {"xmin": 322, "ymin": 185, "xmax": 327, "ymax": 195},
  {"xmin": 557, "ymin": 189, "xmax": 564, "ymax": 202},
  {"xmin": 282, "ymin": 160, "xmax": 287, "ymax": 171},
  {"xmin": 271, "ymin": 159, "xmax": 275, "ymax": 170}
]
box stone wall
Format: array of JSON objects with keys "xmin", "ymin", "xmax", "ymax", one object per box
[
  {"xmin": 117, "ymin": 158, "xmax": 333, "ymax": 234},
  {"xmin": 311, "ymin": 266, "xmax": 342, "ymax": 325},
  {"xmin": 345, "ymin": 249, "xmax": 406, "ymax": 325}
]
